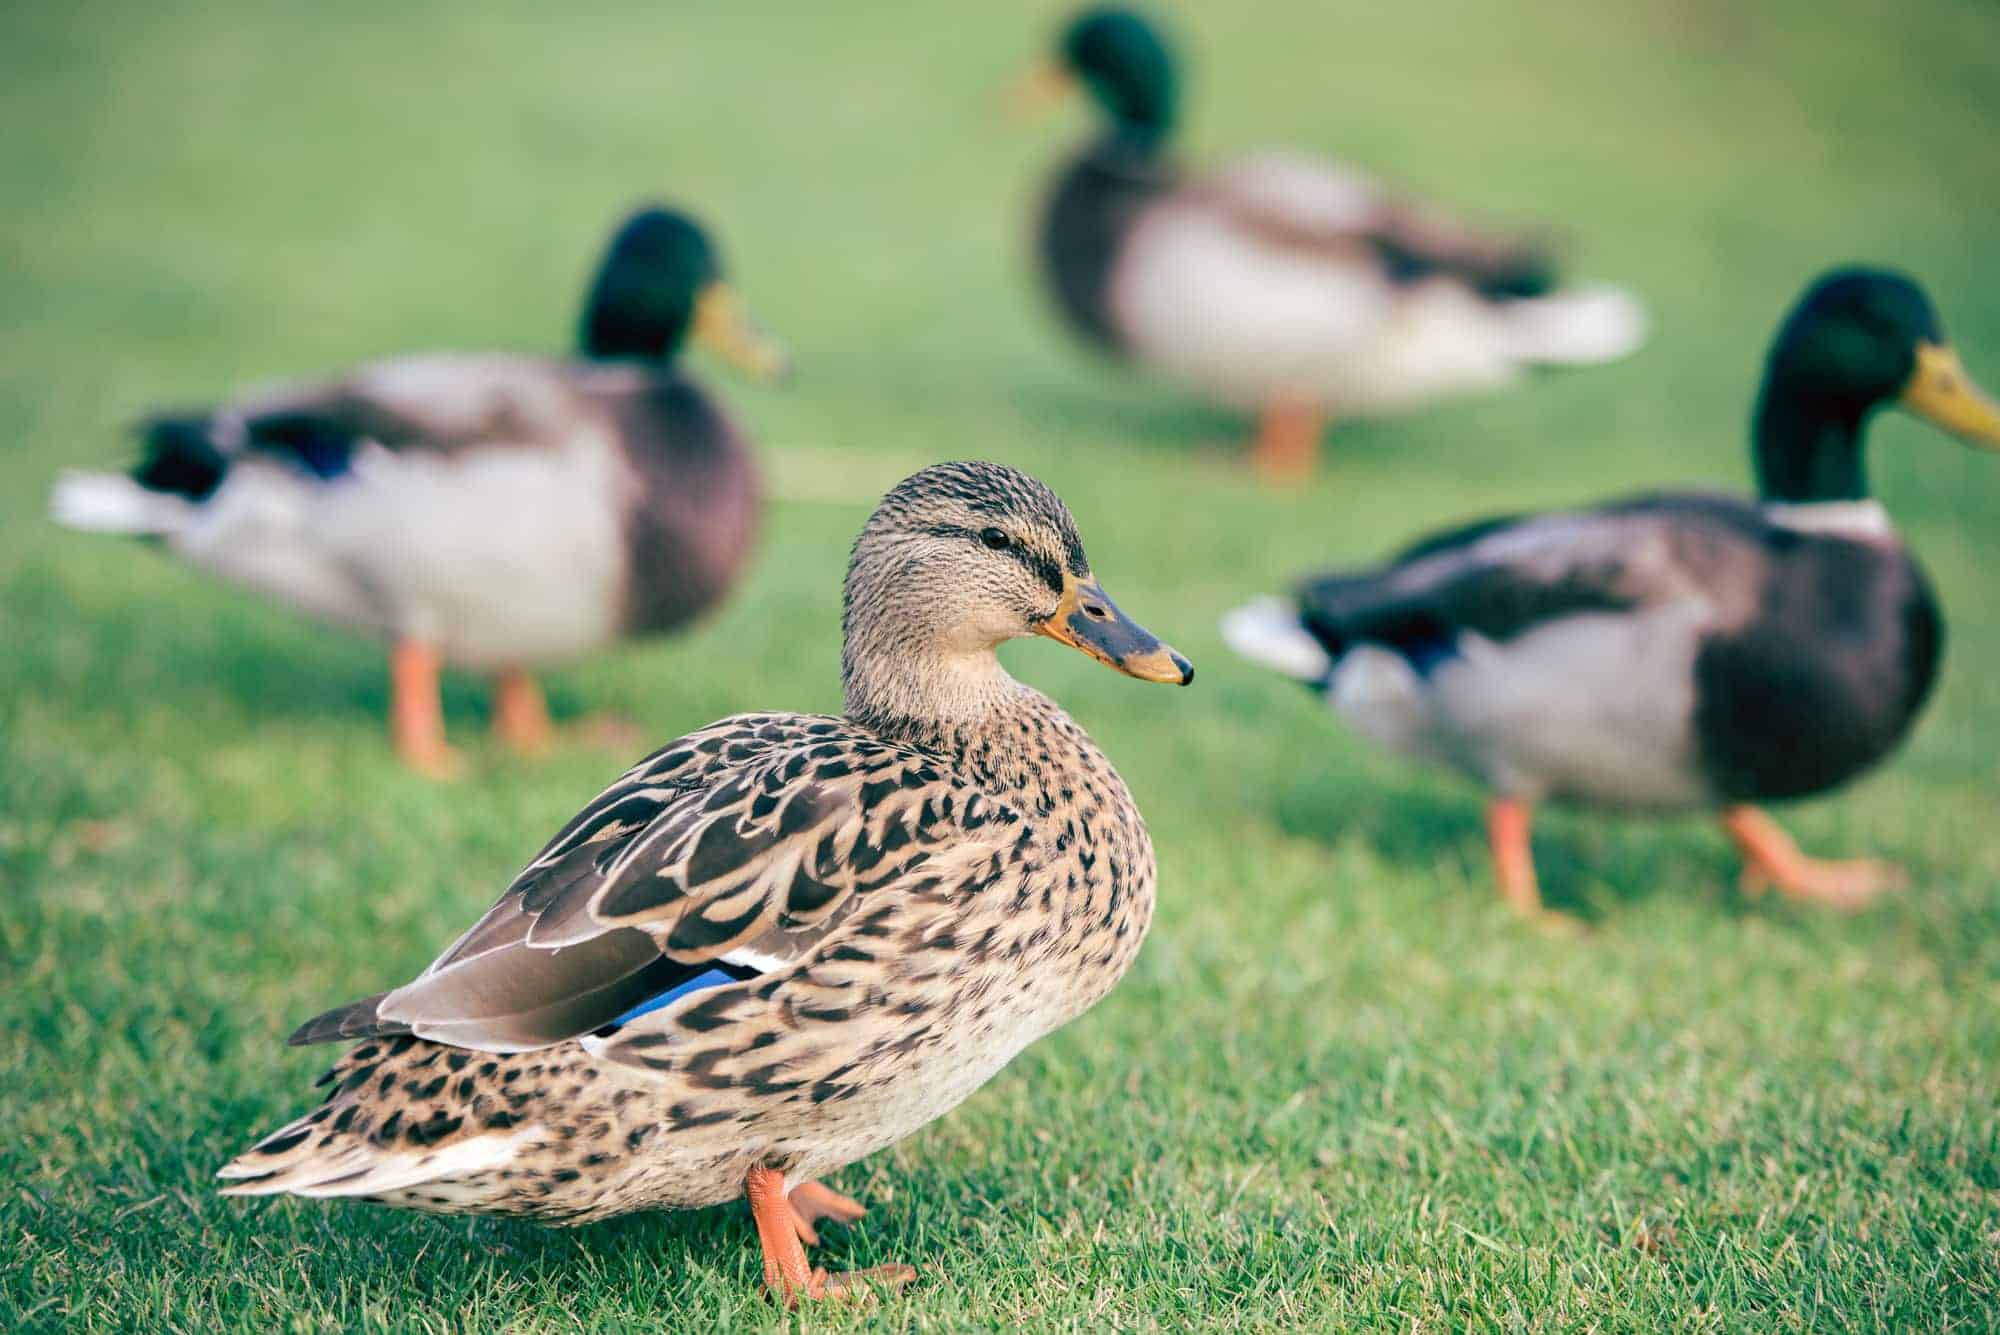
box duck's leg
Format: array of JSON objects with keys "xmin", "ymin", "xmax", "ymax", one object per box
[
  {"xmin": 390, "ymin": 639, "xmax": 459, "ymax": 778},
  {"xmin": 1487, "ymin": 797, "xmax": 1543, "ymax": 916},
  {"xmin": 491, "ymin": 667, "xmax": 553, "ymax": 756},
  {"xmin": 1249, "ymin": 393, "xmax": 1326, "ymax": 482},
  {"xmin": 746, "ymin": 1166, "xmax": 915, "ymax": 1306},
  {"xmin": 1720, "ymin": 806, "xmax": 1906, "ymax": 910},
  {"xmin": 787, "ymin": 1179, "xmax": 867, "ymax": 1247}
]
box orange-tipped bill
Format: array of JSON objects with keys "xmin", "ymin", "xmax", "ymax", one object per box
[{"xmin": 1035, "ymin": 575, "xmax": 1192, "ymax": 685}]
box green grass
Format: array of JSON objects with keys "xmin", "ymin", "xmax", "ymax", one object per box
[{"xmin": 6, "ymin": 0, "xmax": 2000, "ymax": 1327}]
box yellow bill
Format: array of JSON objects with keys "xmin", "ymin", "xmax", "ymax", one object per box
[
  {"xmin": 1902, "ymin": 342, "xmax": 2000, "ymax": 449},
  {"xmin": 692, "ymin": 282, "xmax": 790, "ymax": 382},
  {"xmin": 1004, "ymin": 58, "xmax": 1077, "ymax": 123}
]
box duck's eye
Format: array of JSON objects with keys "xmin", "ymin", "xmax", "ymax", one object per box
[{"xmin": 979, "ymin": 527, "xmax": 1012, "ymax": 551}]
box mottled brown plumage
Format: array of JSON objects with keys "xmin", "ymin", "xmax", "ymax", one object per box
[{"xmin": 218, "ymin": 461, "xmax": 1192, "ymax": 1302}]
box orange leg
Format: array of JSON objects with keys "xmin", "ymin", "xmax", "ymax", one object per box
[
  {"xmin": 1249, "ymin": 395, "xmax": 1327, "ymax": 482},
  {"xmin": 491, "ymin": 668, "xmax": 553, "ymax": 756},
  {"xmin": 1720, "ymin": 806, "xmax": 1906, "ymax": 910},
  {"xmin": 788, "ymin": 1179, "xmax": 867, "ymax": 1247},
  {"xmin": 390, "ymin": 639, "xmax": 459, "ymax": 779},
  {"xmin": 746, "ymin": 1166, "xmax": 914, "ymax": 1306},
  {"xmin": 1486, "ymin": 797, "xmax": 1545, "ymax": 916}
]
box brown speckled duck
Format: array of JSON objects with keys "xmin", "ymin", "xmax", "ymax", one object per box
[
  {"xmin": 51, "ymin": 206, "xmax": 784, "ymax": 776},
  {"xmin": 217, "ymin": 461, "xmax": 1194, "ymax": 1304}
]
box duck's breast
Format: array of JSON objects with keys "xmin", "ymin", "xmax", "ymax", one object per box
[
  {"xmin": 593, "ymin": 372, "xmax": 760, "ymax": 637},
  {"xmin": 1693, "ymin": 536, "xmax": 1941, "ymax": 801}
]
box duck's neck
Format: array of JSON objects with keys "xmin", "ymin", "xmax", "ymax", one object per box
[
  {"xmin": 1098, "ymin": 121, "xmax": 1169, "ymax": 160},
  {"xmin": 840, "ymin": 617, "xmax": 1045, "ymax": 761},
  {"xmin": 1751, "ymin": 374, "xmax": 1874, "ymax": 504}
]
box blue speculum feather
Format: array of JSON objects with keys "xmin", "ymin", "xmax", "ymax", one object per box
[
  {"xmin": 290, "ymin": 435, "xmax": 353, "ymax": 480},
  {"xmin": 250, "ymin": 415, "xmax": 356, "ymax": 481},
  {"xmin": 1401, "ymin": 630, "xmax": 1460, "ymax": 676},
  {"xmin": 608, "ymin": 967, "xmax": 745, "ymax": 1026}
]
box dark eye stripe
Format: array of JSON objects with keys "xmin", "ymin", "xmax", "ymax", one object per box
[
  {"xmin": 1023, "ymin": 550, "xmax": 1065, "ymax": 594},
  {"xmin": 923, "ymin": 524, "xmax": 1066, "ymax": 594}
]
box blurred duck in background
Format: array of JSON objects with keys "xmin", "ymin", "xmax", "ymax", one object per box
[
  {"xmin": 1223, "ymin": 268, "xmax": 2000, "ymax": 916},
  {"xmin": 51, "ymin": 206, "xmax": 785, "ymax": 777},
  {"xmin": 1014, "ymin": 6, "xmax": 1646, "ymax": 479}
]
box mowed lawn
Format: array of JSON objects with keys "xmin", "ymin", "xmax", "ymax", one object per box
[{"xmin": 5, "ymin": 0, "xmax": 2000, "ymax": 1328}]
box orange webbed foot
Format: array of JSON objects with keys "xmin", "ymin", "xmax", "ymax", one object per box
[
  {"xmin": 1723, "ymin": 806, "xmax": 1906, "ymax": 910},
  {"xmin": 749, "ymin": 1166, "xmax": 913, "ymax": 1306},
  {"xmin": 788, "ymin": 1179, "xmax": 867, "ymax": 1247}
]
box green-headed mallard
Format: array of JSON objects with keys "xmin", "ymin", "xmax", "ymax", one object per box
[
  {"xmin": 50, "ymin": 205, "xmax": 785, "ymax": 776},
  {"xmin": 1223, "ymin": 268, "xmax": 2000, "ymax": 914},
  {"xmin": 216, "ymin": 461, "xmax": 1193, "ymax": 1304},
  {"xmin": 1016, "ymin": 6, "xmax": 1646, "ymax": 478}
]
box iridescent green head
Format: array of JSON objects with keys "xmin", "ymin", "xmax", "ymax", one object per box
[
  {"xmin": 1755, "ymin": 267, "xmax": 2000, "ymax": 502},
  {"xmin": 1010, "ymin": 7, "xmax": 1177, "ymax": 142},
  {"xmin": 579, "ymin": 206, "xmax": 787, "ymax": 379}
]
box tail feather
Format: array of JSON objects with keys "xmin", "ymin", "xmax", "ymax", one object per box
[
  {"xmin": 1502, "ymin": 284, "xmax": 1648, "ymax": 366},
  {"xmin": 287, "ymin": 990, "xmax": 403, "ymax": 1047},
  {"xmin": 1220, "ymin": 597, "xmax": 1333, "ymax": 684},
  {"xmin": 49, "ymin": 471, "xmax": 197, "ymax": 535},
  {"xmin": 218, "ymin": 1036, "xmax": 539, "ymax": 1205},
  {"xmin": 133, "ymin": 415, "xmax": 230, "ymax": 500},
  {"xmin": 218, "ymin": 1124, "xmax": 526, "ymax": 1199}
]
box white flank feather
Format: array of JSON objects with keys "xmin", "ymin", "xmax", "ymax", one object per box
[
  {"xmin": 1220, "ymin": 597, "xmax": 1332, "ymax": 683},
  {"xmin": 49, "ymin": 471, "xmax": 197, "ymax": 535},
  {"xmin": 1501, "ymin": 284, "xmax": 1649, "ymax": 366}
]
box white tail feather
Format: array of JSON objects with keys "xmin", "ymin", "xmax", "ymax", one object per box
[
  {"xmin": 1220, "ymin": 597, "xmax": 1332, "ymax": 683},
  {"xmin": 1503, "ymin": 284, "xmax": 1648, "ymax": 366},
  {"xmin": 49, "ymin": 471, "xmax": 197, "ymax": 535},
  {"xmin": 217, "ymin": 1127, "xmax": 528, "ymax": 1199}
]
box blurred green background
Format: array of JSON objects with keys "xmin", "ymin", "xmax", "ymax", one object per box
[{"xmin": 5, "ymin": 0, "xmax": 1998, "ymax": 1327}]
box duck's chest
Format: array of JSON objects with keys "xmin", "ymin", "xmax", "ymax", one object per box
[
  {"xmin": 962, "ymin": 719, "xmax": 1158, "ymax": 1023},
  {"xmin": 1041, "ymin": 141, "xmax": 1173, "ymax": 354},
  {"xmin": 1692, "ymin": 536, "xmax": 1941, "ymax": 801}
]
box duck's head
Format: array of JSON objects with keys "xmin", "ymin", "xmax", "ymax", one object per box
[
  {"xmin": 1010, "ymin": 6, "xmax": 1177, "ymax": 142},
  {"xmin": 843, "ymin": 461, "xmax": 1191, "ymax": 726},
  {"xmin": 1755, "ymin": 268, "xmax": 2000, "ymax": 503},
  {"xmin": 579, "ymin": 206, "xmax": 788, "ymax": 379},
  {"xmin": 1774, "ymin": 267, "xmax": 1996, "ymax": 432}
]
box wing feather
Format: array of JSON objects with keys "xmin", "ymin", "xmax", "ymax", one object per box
[
  {"xmin": 1190, "ymin": 151, "xmax": 1556, "ymax": 300},
  {"xmin": 288, "ymin": 714, "xmax": 1022, "ymax": 1055},
  {"xmin": 1299, "ymin": 501, "xmax": 1756, "ymax": 656}
]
